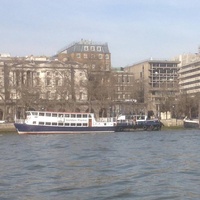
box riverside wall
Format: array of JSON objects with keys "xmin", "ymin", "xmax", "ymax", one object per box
[
  {"xmin": 0, "ymin": 123, "xmax": 16, "ymax": 132},
  {"xmin": 161, "ymin": 119, "xmax": 183, "ymax": 127}
]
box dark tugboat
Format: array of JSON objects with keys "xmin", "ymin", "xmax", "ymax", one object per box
[{"xmin": 116, "ymin": 114, "xmax": 163, "ymax": 132}]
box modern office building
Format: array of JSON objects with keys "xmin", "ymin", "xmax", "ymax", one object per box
[
  {"xmin": 125, "ymin": 59, "xmax": 180, "ymax": 118},
  {"xmin": 178, "ymin": 59, "xmax": 200, "ymax": 94}
]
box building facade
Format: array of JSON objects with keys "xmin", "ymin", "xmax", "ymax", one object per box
[
  {"xmin": 0, "ymin": 55, "xmax": 90, "ymax": 121},
  {"xmin": 55, "ymin": 39, "xmax": 111, "ymax": 71},
  {"xmin": 178, "ymin": 59, "xmax": 200, "ymax": 94},
  {"xmin": 125, "ymin": 59, "xmax": 180, "ymax": 118}
]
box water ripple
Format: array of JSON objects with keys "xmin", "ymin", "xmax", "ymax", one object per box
[{"xmin": 1, "ymin": 130, "xmax": 200, "ymax": 199}]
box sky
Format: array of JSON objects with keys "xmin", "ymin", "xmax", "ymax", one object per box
[{"xmin": 0, "ymin": 0, "xmax": 200, "ymax": 67}]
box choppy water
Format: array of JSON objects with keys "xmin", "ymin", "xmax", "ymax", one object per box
[{"xmin": 0, "ymin": 130, "xmax": 200, "ymax": 200}]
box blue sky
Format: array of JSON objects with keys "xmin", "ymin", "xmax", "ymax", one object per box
[{"xmin": 0, "ymin": 0, "xmax": 200, "ymax": 67}]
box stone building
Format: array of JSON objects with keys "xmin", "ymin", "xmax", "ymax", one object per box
[
  {"xmin": 0, "ymin": 55, "xmax": 89, "ymax": 121},
  {"xmin": 112, "ymin": 69, "xmax": 144, "ymax": 115},
  {"xmin": 0, "ymin": 39, "xmax": 114, "ymax": 121},
  {"xmin": 54, "ymin": 39, "xmax": 111, "ymax": 71}
]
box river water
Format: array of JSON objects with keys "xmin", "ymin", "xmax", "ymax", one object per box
[{"xmin": 0, "ymin": 130, "xmax": 200, "ymax": 200}]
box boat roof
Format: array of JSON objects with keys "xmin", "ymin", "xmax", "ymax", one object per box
[{"xmin": 27, "ymin": 111, "xmax": 94, "ymax": 115}]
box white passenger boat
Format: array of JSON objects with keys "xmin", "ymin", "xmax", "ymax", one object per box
[
  {"xmin": 14, "ymin": 111, "xmax": 116, "ymax": 134},
  {"xmin": 183, "ymin": 117, "xmax": 199, "ymax": 129}
]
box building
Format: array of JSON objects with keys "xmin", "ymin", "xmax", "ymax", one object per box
[
  {"xmin": 125, "ymin": 59, "xmax": 180, "ymax": 118},
  {"xmin": 178, "ymin": 59, "xmax": 200, "ymax": 94},
  {"xmin": 0, "ymin": 40, "xmax": 115, "ymax": 121},
  {"xmin": 0, "ymin": 56, "xmax": 89, "ymax": 121},
  {"xmin": 54, "ymin": 39, "xmax": 111, "ymax": 71}
]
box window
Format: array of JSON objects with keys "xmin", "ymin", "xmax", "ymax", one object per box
[
  {"xmin": 46, "ymin": 71, "xmax": 51, "ymax": 76},
  {"xmin": 127, "ymin": 76, "xmax": 130, "ymax": 82},
  {"xmin": 71, "ymin": 114, "xmax": 76, "ymax": 118},
  {"xmin": 52, "ymin": 122, "xmax": 57, "ymax": 126},
  {"xmin": 55, "ymin": 79, "xmax": 60, "ymax": 86},
  {"xmin": 77, "ymin": 114, "xmax": 82, "ymax": 118},
  {"xmin": 97, "ymin": 46, "xmax": 101, "ymax": 51},
  {"xmin": 105, "ymin": 54, "xmax": 109, "ymax": 59},
  {"xmin": 65, "ymin": 114, "xmax": 70, "ymax": 118},
  {"xmin": 36, "ymin": 78, "xmax": 40, "ymax": 86},
  {"xmin": 84, "ymin": 46, "xmax": 89, "ymax": 51},
  {"xmin": 65, "ymin": 123, "xmax": 69, "ymax": 126},
  {"xmin": 58, "ymin": 114, "xmax": 63, "ymax": 117},
  {"xmin": 52, "ymin": 113, "xmax": 57, "ymax": 117},
  {"xmin": 39, "ymin": 113, "xmax": 45, "ymax": 116},
  {"xmin": 46, "ymin": 113, "xmax": 51, "ymax": 117},
  {"xmin": 83, "ymin": 114, "xmax": 87, "ymax": 118},
  {"xmin": 71, "ymin": 123, "xmax": 75, "ymax": 126},
  {"xmin": 46, "ymin": 78, "xmax": 51, "ymax": 86},
  {"xmin": 83, "ymin": 123, "xmax": 87, "ymax": 126},
  {"xmin": 46, "ymin": 122, "xmax": 51, "ymax": 125},
  {"xmin": 99, "ymin": 54, "xmax": 103, "ymax": 59},
  {"xmin": 77, "ymin": 123, "xmax": 82, "ymax": 126},
  {"xmin": 39, "ymin": 122, "xmax": 44, "ymax": 125},
  {"xmin": 90, "ymin": 46, "xmax": 95, "ymax": 51},
  {"xmin": 84, "ymin": 54, "xmax": 88, "ymax": 59},
  {"xmin": 58, "ymin": 123, "xmax": 63, "ymax": 126}
]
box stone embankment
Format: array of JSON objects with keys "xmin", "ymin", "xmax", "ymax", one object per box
[
  {"xmin": 161, "ymin": 119, "xmax": 183, "ymax": 127},
  {"xmin": 0, "ymin": 123, "xmax": 16, "ymax": 133}
]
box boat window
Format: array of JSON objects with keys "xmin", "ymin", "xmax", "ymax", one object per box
[
  {"xmin": 77, "ymin": 114, "xmax": 82, "ymax": 118},
  {"xmin": 46, "ymin": 122, "xmax": 51, "ymax": 125},
  {"xmin": 71, "ymin": 114, "xmax": 76, "ymax": 118},
  {"xmin": 26, "ymin": 112, "xmax": 31, "ymax": 116},
  {"xmin": 65, "ymin": 123, "xmax": 69, "ymax": 126},
  {"xmin": 33, "ymin": 121, "xmax": 36, "ymax": 124},
  {"xmin": 39, "ymin": 113, "xmax": 45, "ymax": 116},
  {"xmin": 32, "ymin": 112, "xmax": 38, "ymax": 116},
  {"xmin": 52, "ymin": 122, "xmax": 57, "ymax": 126},
  {"xmin": 89, "ymin": 114, "xmax": 92, "ymax": 118},
  {"xmin": 65, "ymin": 114, "xmax": 69, "ymax": 118},
  {"xmin": 71, "ymin": 123, "xmax": 75, "ymax": 126},
  {"xmin": 83, "ymin": 114, "xmax": 87, "ymax": 118},
  {"xmin": 46, "ymin": 113, "xmax": 51, "ymax": 117},
  {"xmin": 58, "ymin": 114, "xmax": 63, "ymax": 117},
  {"xmin": 77, "ymin": 123, "xmax": 82, "ymax": 126},
  {"xmin": 39, "ymin": 122, "xmax": 44, "ymax": 125},
  {"xmin": 52, "ymin": 113, "xmax": 57, "ymax": 117},
  {"xmin": 83, "ymin": 123, "xmax": 87, "ymax": 126},
  {"xmin": 58, "ymin": 123, "xmax": 63, "ymax": 126}
]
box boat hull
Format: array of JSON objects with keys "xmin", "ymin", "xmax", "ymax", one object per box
[
  {"xmin": 183, "ymin": 120, "xmax": 199, "ymax": 129},
  {"xmin": 14, "ymin": 123, "xmax": 116, "ymax": 134}
]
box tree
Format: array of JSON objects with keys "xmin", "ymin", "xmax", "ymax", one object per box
[{"xmin": 176, "ymin": 92, "xmax": 199, "ymax": 118}]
